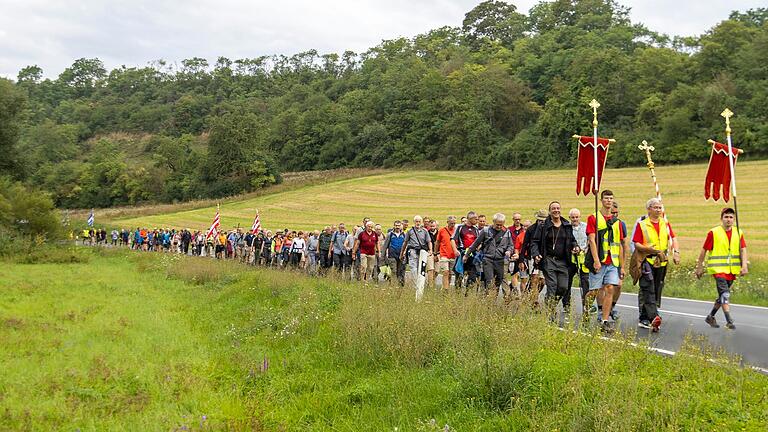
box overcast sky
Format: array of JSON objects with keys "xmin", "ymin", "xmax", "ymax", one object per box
[{"xmin": 1, "ymin": 0, "xmax": 764, "ymax": 79}]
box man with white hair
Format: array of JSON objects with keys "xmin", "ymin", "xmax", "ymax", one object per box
[
  {"xmin": 466, "ymin": 213, "xmax": 513, "ymax": 297},
  {"xmin": 400, "ymin": 215, "xmax": 432, "ymax": 286},
  {"xmin": 631, "ymin": 197, "xmax": 679, "ymax": 331},
  {"xmin": 568, "ymin": 208, "xmax": 590, "ymax": 314}
]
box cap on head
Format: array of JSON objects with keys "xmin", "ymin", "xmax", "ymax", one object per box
[{"xmin": 535, "ymin": 209, "xmax": 548, "ymax": 221}]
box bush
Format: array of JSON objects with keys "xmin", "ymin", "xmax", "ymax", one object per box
[{"xmin": 0, "ymin": 176, "xmax": 63, "ymax": 240}]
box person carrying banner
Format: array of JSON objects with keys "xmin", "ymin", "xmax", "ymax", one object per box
[
  {"xmin": 630, "ymin": 198, "xmax": 680, "ymax": 331},
  {"xmin": 586, "ymin": 190, "xmax": 626, "ymax": 333},
  {"xmin": 695, "ymin": 208, "xmax": 747, "ymax": 330}
]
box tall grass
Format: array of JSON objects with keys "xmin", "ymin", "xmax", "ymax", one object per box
[{"xmin": 1, "ymin": 250, "xmax": 766, "ymax": 430}]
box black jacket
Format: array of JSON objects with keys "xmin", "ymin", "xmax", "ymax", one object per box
[{"xmin": 531, "ymin": 217, "xmax": 576, "ymax": 269}]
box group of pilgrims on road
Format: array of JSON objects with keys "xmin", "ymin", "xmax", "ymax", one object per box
[{"xmin": 83, "ymin": 190, "xmax": 748, "ymax": 334}]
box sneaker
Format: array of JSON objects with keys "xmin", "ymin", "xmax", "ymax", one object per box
[
  {"xmin": 638, "ymin": 320, "xmax": 651, "ymax": 329},
  {"xmin": 651, "ymin": 315, "xmax": 662, "ymax": 333},
  {"xmin": 725, "ymin": 321, "xmax": 736, "ymax": 330},
  {"xmin": 601, "ymin": 320, "xmax": 615, "ymax": 334},
  {"xmin": 610, "ymin": 309, "xmax": 620, "ymax": 320},
  {"xmin": 588, "ymin": 304, "xmax": 597, "ymax": 314},
  {"xmin": 705, "ymin": 315, "xmax": 720, "ymax": 328}
]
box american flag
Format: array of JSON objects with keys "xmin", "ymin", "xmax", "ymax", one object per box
[
  {"xmin": 87, "ymin": 209, "xmax": 95, "ymax": 227},
  {"xmin": 205, "ymin": 206, "xmax": 221, "ymax": 239},
  {"xmin": 251, "ymin": 211, "xmax": 261, "ymax": 234}
]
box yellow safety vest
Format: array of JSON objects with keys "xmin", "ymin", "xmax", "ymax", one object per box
[
  {"xmin": 707, "ymin": 226, "xmax": 742, "ymax": 275},
  {"xmin": 571, "ymin": 250, "xmax": 588, "ymax": 273},
  {"xmin": 640, "ymin": 217, "xmax": 669, "ymax": 267},
  {"xmin": 592, "ymin": 213, "xmax": 622, "ymax": 267}
]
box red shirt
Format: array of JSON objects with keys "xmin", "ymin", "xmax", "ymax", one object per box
[
  {"xmin": 357, "ymin": 230, "xmax": 379, "ymax": 255},
  {"xmin": 436, "ymin": 226, "xmax": 456, "ymax": 259},
  {"xmin": 587, "ymin": 213, "xmax": 625, "ymax": 265},
  {"xmin": 702, "ymin": 229, "xmax": 746, "ymax": 281},
  {"xmin": 456, "ymin": 224, "xmax": 479, "ymax": 249},
  {"xmin": 631, "ymin": 220, "xmax": 676, "ymax": 244},
  {"xmin": 514, "ymin": 230, "xmax": 526, "ymax": 252}
]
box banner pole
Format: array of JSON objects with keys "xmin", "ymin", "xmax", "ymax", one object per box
[
  {"xmin": 590, "ymin": 99, "xmax": 601, "ymax": 217},
  {"xmin": 721, "ymin": 108, "xmax": 741, "ymax": 235}
]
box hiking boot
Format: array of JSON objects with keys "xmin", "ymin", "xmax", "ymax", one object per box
[
  {"xmin": 638, "ymin": 320, "xmax": 652, "ymax": 329},
  {"xmin": 651, "ymin": 316, "xmax": 662, "ymax": 333},
  {"xmin": 705, "ymin": 315, "xmax": 720, "ymax": 328},
  {"xmin": 601, "ymin": 320, "xmax": 615, "ymax": 334},
  {"xmin": 725, "ymin": 321, "xmax": 736, "ymax": 330}
]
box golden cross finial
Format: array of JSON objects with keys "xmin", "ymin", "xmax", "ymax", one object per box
[
  {"xmin": 721, "ymin": 108, "xmax": 733, "ymax": 136},
  {"xmin": 589, "ymin": 99, "xmax": 600, "ymax": 128},
  {"xmin": 638, "ymin": 140, "xmax": 655, "ymax": 169}
]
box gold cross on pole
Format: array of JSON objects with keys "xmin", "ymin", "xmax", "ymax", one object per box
[
  {"xmin": 638, "ymin": 140, "xmax": 655, "ymax": 169},
  {"xmin": 721, "ymin": 108, "xmax": 733, "ymax": 136},
  {"xmin": 589, "ymin": 99, "xmax": 600, "ymax": 128}
]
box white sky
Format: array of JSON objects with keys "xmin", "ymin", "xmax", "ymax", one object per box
[{"xmin": 1, "ymin": 0, "xmax": 765, "ymax": 79}]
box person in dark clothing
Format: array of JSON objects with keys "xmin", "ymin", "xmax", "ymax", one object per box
[
  {"xmin": 466, "ymin": 213, "xmax": 513, "ymax": 297},
  {"xmin": 181, "ymin": 229, "xmax": 192, "ymax": 254},
  {"xmin": 451, "ymin": 211, "xmax": 481, "ymax": 293},
  {"xmin": 317, "ymin": 226, "xmax": 334, "ymax": 273},
  {"xmin": 519, "ymin": 210, "xmax": 548, "ymax": 302},
  {"xmin": 532, "ymin": 201, "xmax": 577, "ymax": 323}
]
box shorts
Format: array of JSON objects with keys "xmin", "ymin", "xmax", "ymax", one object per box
[
  {"xmin": 437, "ymin": 256, "xmax": 455, "ymax": 273},
  {"xmin": 588, "ymin": 264, "xmax": 620, "ymax": 290},
  {"xmin": 715, "ymin": 277, "xmax": 733, "ymax": 304},
  {"xmin": 426, "ymin": 252, "xmax": 435, "ymax": 272}
]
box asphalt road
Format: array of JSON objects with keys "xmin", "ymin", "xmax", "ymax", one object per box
[{"xmin": 562, "ymin": 288, "xmax": 768, "ymax": 372}]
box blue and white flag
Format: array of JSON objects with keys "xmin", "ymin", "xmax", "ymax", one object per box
[{"xmin": 87, "ymin": 209, "xmax": 95, "ymax": 227}]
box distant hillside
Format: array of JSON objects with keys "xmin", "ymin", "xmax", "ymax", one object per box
[{"xmin": 4, "ymin": 1, "xmax": 767, "ymax": 209}]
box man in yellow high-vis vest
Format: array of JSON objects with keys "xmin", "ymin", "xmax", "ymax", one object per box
[
  {"xmin": 586, "ymin": 190, "xmax": 627, "ymax": 334},
  {"xmin": 631, "ymin": 198, "xmax": 680, "ymax": 332},
  {"xmin": 695, "ymin": 208, "xmax": 748, "ymax": 330}
]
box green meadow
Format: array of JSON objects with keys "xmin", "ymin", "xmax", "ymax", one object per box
[{"xmin": 1, "ymin": 248, "xmax": 766, "ymax": 430}]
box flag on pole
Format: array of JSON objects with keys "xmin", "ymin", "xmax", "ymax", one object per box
[
  {"xmin": 704, "ymin": 140, "xmax": 742, "ymax": 202},
  {"xmin": 206, "ymin": 206, "xmax": 221, "ymax": 239},
  {"xmin": 251, "ymin": 211, "xmax": 261, "ymax": 234},
  {"xmin": 87, "ymin": 209, "xmax": 95, "ymax": 227},
  {"xmin": 574, "ymin": 135, "xmax": 613, "ymax": 196}
]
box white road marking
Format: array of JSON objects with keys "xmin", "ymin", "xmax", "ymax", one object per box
[
  {"xmin": 558, "ymin": 327, "xmax": 768, "ymax": 376},
  {"xmin": 613, "ymin": 303, "xmax": 707, "ymax": 319}
]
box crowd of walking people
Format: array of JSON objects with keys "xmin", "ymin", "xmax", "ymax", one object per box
[{"xmin": 80, "ymin": 190, "xmax": 748, "ymax": 334}]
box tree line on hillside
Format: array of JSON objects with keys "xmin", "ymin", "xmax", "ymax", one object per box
[{"xmin": 1, "ymin": 0, "xmax": 767, "ymax": 212}]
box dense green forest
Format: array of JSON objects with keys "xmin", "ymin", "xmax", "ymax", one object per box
[{"xmin": 1, "ymin": 0, "xmax": 767, "ymax": 209}]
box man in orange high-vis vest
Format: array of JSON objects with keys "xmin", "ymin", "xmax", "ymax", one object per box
[{"xmin": 695, "ymin": 208, "xmax": 748, "ymax": 330}]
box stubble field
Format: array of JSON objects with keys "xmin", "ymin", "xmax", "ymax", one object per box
[{"xmin": 113, "ymin": 160, "xmax": 768, "ymax": 261}]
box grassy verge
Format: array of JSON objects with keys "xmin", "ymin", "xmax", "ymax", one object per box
[
  {"xmin": 620, "ymin": 260, "xmax": 768, "ymax": 307},
  {"xmin": 1, "ymin": 249, "xmax": 766, "ymax": 430}
]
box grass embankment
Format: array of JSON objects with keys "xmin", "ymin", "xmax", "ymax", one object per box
[{"xmin": 1, "ymin": 249, "xmax": 766, "ymax": 430}]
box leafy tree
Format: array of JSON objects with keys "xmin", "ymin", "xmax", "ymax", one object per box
[
  {"xmin": 0, "ymin": 79, "xmax": 26, "ymax": 177},
  {"xmin": 462, "ymin": 1, "xmax": 528, "ymax": 49}
]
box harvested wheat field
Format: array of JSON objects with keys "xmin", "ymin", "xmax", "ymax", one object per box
[{"xmin": 114, "ymin": 160, "xmax": 768, "ymax": 259}]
